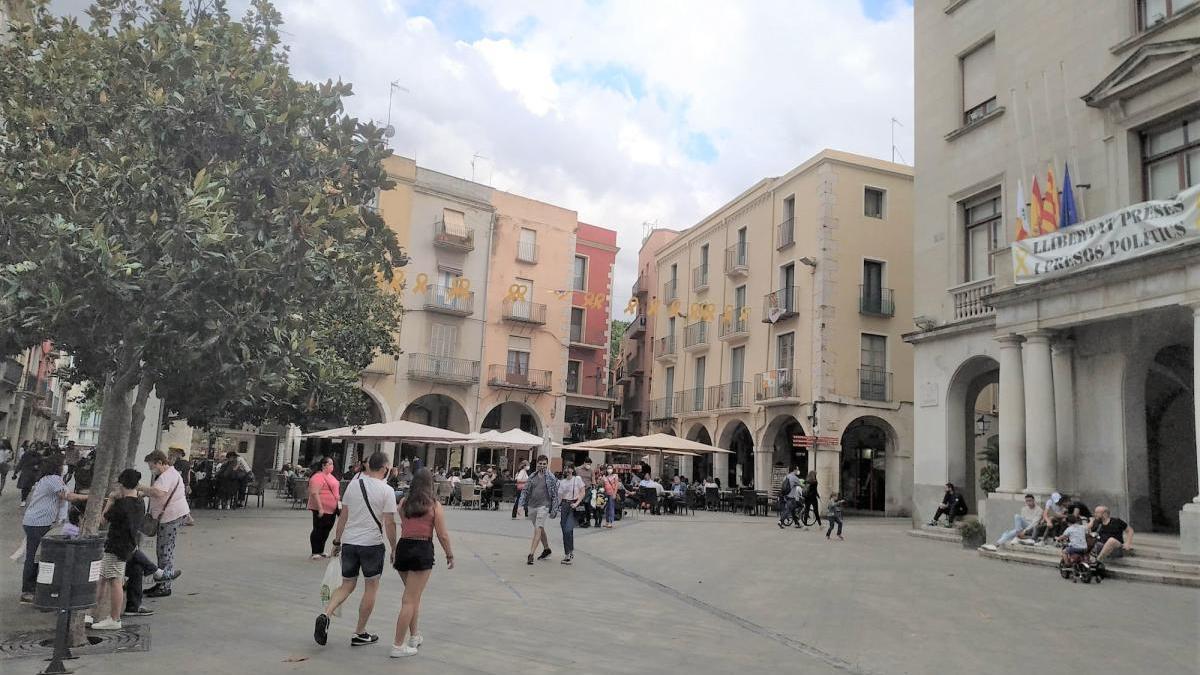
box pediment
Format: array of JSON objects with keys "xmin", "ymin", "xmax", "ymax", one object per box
[{"xmin": 1083, "ymin": 38, "xmax": 1200, "ymax": 108}]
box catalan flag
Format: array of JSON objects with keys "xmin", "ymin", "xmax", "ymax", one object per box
[
  {"xmin": 1041, "ymin": 166, "xmax": 1060, "ymax": 234},
  {"xmin": 1014, "ymin": 178, "xmax": 1030, "ymax": 241},
  {"xmin": 1030, "ymin": 177, "xmax": 1044, "ymax": 237}
]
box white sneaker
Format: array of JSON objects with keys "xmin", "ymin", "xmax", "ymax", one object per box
[
  {"xmin": 407, "ymin": 633, "xmax": 423, "ymax": 648},
  {"xmin": 91, "ymin": 618, "xmax": 122, "ymax": 630},
  {"xmin": 980, "ymin": 544, "xmax": 997, "ymax": 552},
  {"xmin": 84, "ymin": 614, "xmax": 94, "ymax": 625},
  {"xmin": 390, "ymin": 644, "xmax": 419, "ymax": 658}
]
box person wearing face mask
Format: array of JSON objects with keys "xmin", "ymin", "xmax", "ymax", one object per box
[
  {"xmin": 138, "ymin": 450, "xmax": 191, "ymax": 597},
  {"xmin": 601, "ymin": 465, "xmax": 621, "ymax": 529},
  {"xmin": 557, "ymin": 465, "xmax": 585, "ymax": 564}
]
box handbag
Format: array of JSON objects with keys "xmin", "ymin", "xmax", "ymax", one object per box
[
  {"xmin": 358, "ymin": 477, "xmax": 383, "ymax": 534},
  {"xmin": 141, "ymin": 479, "xmax": 181, "ymax": 537}
]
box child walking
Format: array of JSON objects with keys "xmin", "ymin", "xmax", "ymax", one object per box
[
  {"xmin": 825, "ymin": 492, "xmax": 846, "ymax": 540},
  {"xmin": 92, "ymin": 469, "xmax": 145, "ymax": 630}
]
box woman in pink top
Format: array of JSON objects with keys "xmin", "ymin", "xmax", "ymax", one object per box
[{"xmin": 307, "ymin": 457, "xmax": 341, "ymax": 560}]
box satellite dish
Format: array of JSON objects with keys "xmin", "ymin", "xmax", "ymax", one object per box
[{"xmin": 383, "ymin": 125, "xmax": 396, "ymax": 139}]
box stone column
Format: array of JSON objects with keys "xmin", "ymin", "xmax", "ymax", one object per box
[
  {"xmin": 1182, "ymin": 305, "xmax": 1200, "ymax": 554},
  {"xmin": 1022, "ymin": 330, "xmax": 1058, "ymax": 494},
  {"xmin": 713, "ymin": 452, "xmax": 729, "ymax": 484},
  {"xmin": 1051, "ymin": 339, "xmax": 1076, "ymax": 493},
  {"xmin": 996, "ymin": 335, "xmax": 1027, "ymax": 493}
]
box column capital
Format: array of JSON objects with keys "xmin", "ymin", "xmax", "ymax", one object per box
[
  {"xmin": 1051, "ymin": 337, "xmax": 1075, "ymax": 355},
  {"xmin": 1022, "ymin": 329, "xmax": 1057, "ymax": 344},
  {"xmin": 995, "ymin": 333, "xmax": 1025, "ymax": 347},
  {"xmin": 1185, "ymin": 301, "xmax": 1200, "ymax": 317}
]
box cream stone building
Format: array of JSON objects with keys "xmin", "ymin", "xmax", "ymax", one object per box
[
  {"xmin": 909, "ymin": 1, "xmax": 1200, "ymax": 552},
  {"xmin": 648, "ymin": 149, "xmax": 914, "ymax": 515}
]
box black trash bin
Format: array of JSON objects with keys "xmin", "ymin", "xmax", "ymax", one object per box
[{"xmin": 33, "ymin": 535, "xmax": 104, "ymax": 611}]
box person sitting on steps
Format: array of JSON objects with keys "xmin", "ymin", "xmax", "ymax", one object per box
[{"xmin": 926, "ymin": 482, "xmax": 967, "ymax": 527}]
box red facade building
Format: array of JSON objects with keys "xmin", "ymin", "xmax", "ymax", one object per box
[{"xmin": 563, "ymin": 222, "xmax": 618, "ymax": 452}]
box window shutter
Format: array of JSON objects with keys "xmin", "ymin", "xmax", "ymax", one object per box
[
  {"xmin": 442, "ymin": 209, "xmax": 466, "ymax": 236},
  {"xmin": 961, "ymin": 40, "xmax": 995, "ymax": 111}
]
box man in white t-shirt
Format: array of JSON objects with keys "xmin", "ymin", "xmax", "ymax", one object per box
[{"xmin": 315, "ymin": 451, "xmax": 398, "ymax": 648}]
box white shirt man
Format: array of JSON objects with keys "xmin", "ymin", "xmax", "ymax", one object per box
[{"xmin": 316, "ymin": 452, "xmax": 398, "ymax": 648}]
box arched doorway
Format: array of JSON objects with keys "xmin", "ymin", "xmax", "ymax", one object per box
[
  {"xmin": 946, "ymin": 356, "xmax": 1000, "ymax": 506},
  {"xmin": 719, "ymin": 421, "xmax": 754, "ymax": 488},
  {"xmin": 401, "ymin": 394, "xmax": 470, "ymax": 471},
  {"xmin": 299, "ymin": 389, "xmax": 385, "ymax": 474},
  {"xmin": 764, "ymin": 414, "xmax": 808, "ymax": 478},
  {"xmin": 480, "ymin": 400, "xmax": 542, "ymax": 472},
  {"xmin": 840, "ymin": 416, "xmax": 896, "ymax": 512},
  {"xmin": 1145, "ymin": 344, "xmax": 1196, "ymax": 533},
  {"xmin": 685, "ymin": 424, "xmax": 712, "ymax": 482}
]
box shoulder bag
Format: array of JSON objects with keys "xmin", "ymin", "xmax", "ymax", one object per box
[
  {"xmin": 358, "ymin": 477, "xmax": 383, "ymax": 534},
  {"xmin": 141, "ymin": 479, "xmax": 181, "ymax": 537}
]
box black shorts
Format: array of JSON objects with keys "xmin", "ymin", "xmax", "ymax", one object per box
[
  {"xmin": 393, "ymin": 538, "xmax": 435, "ymax": 572},
  {"xmin": 340, "ymin": 543, "xmax": 385, "ymax": 579}
]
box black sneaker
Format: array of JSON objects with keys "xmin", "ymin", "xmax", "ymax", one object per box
[
  {"xmin": 125, "ymin": 606, "xmax": 155, "ymax": 616},
  {"xmin": 526, "ymin": 554, "xmax": 534, "ymax": 565},
  {"xmin": 351, "ymin": 632, "xmax": 379, "ymax": 646},
  {"xmin": 538, "ymin": 548, "xmax": 552, "ymax": 560},
  {"xmin": 314, "ymin": 614, "xmax": 329, "ymax": 646},
  {"xmin": 144, "ymin": 586, "xmax": 171, "ymax": 598}
]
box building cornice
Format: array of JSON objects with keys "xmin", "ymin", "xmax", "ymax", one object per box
[
  {"xmin": 902, "ymin": 316, "xmax": 996, "ymax": 344},
  {"xmin": 412, "ymin": 183, "xmax": 494, "ymax": 212}
]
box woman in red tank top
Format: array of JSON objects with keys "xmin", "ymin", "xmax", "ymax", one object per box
[{"xmin": 389, "ymin": 468, "xmax": 453, "ymax": 658}]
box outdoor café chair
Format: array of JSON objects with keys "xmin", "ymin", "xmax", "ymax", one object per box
[
  {"xmin": 459, "ymin": 480, "xmax": 480, "ymax": 509},
  {"xmin": 290, "ymin": 477, "xmax": 308, "ymax": 509}
]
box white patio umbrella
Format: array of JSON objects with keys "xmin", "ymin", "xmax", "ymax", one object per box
[
  {"xmin": 302, "ymin": 419, "xmax": 471, "ymax": 443},
  {"xmin": 585, "ymin": 433, "xmax": 734, "ymax": 455}
]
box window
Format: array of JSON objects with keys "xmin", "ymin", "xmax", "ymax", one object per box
[
  {"xmin": 864, "ymin": 187, "xmax": 885, "ymax": 218},
  {"xmin": 573, "ymin": 255, "xmax": 588, "ymax": 291},
  {"xmin": 780, "ymin": 263, "xmax": 796, "ymax": 312},
  {"xmin": 730, "ymin": 346, "xmax": 746, "ymax": 405},
  {"xmin": 570, "ymin": 307, "xmax": 585, "ymax": 343},
  {"xmin": 429, "ymin": 323, "xmax": 457, "ymax": 356},
  {"xmin": 1138, "ymin": 0, "xmax": 1197, "ymax": 31},
  {"xmin": 860, "ymin": 334, "xmax": 888, "ymax": 400},
  {"xmin": 512, "ymin": 277, "xmax": 534, "ymax": 319},
  {"xmin": 1142, "ymin": 112, "xmax": 1200, "ymax": 200},
  {"xmin": 507, "ymin": 335, "xmax": 531, "ymax": 374},
  {"xmin": 441, "ymin": 208, "xmax": 467, "ymax": 236},
  {"xmin": 518, "ymin": 228, "xmax": 538, "ymax": 262},
  {"xmin": 734, "ymin": 285, "xmax": 746, "ymax": 311},
  {"xmin": 779, "ymin": 196, "xmax": 795, "ymax": 247},
  {"xmin": 693, "ymin": 356, "xmax": 706, "ymax": 411},
  {"xmin": 776, "ymin": 332, "xmax": 794, "ymax": 370},
  {"xmin": 860, "ymin": 334, "xmax": 886, "ymax": 371},
  {"xmin": 566, "ymin": 360, "xmax": 581, "ymax": 393},
  {"xmin": 862, "ymin": 260, "xmax": 884, "ymax": 313},
  {"xmin": 963, "ymin": 190, "xmax": 1002, "ymax": 282},
  {"xmin": 664, "ymin": 366, "xmax": 676, "ymax": 415},
  {"xmin": 695, "ymin": 244, "xmax": 709, "ymax": 288},
  {"xmin": 961, "ymin": 38, "xmax": 997, "ymax": 125}
]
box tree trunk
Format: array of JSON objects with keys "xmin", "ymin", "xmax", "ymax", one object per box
[
  {"xmin": 70, "ymin": 370, "xmax": 137, "ymax": 647},
  {"xmin": 123, "ymin": 374, "xmax": 155, "ymax": 469}
]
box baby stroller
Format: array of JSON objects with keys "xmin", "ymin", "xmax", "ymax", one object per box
[{"xmin": 1057, "ymin": 543, "xmax": 1106, "ymax": 584}]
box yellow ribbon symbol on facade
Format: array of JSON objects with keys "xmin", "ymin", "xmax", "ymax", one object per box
[
  {"xmin": 586, "ymin": 292, "xmax": 605, "ymax": 310},
  {"xmin": 699, "ymin": 303, "xmax": 716, "ymax": 322},
  {"xmin": 647, "ymin": 299, "xmax": 660, "ymax": 317},
  {"xmin": 668, "ymin": 299, "xmax": 681, "ymax": 317},
  {"xmin": 413, "ymin": 273, "xmax": 430, "ymax": 294},
  {"xmin": 688, "ymin": 302, "xmax": 702, "ymax": 319},
  {"xmin": 447, "ymin": 277, "xmax": 471, "ymax": 301},
  {"xmin": 625, "ymin": 298, "xmax": 638, "ymax": 315},
  {"xmin": 505, "ymin": 284, "xmax": 528, "ymax": 303},
  {"xmin": 721, "ymin": 304, "xmax": 733, "ymax": 326},
  {"xmin": 1014, "ymin": 249, "xmax": 1030, "ymax": 277},
  {"xmin": 738, "ymin": 306, "xmax": 751, "ymax": 323}
]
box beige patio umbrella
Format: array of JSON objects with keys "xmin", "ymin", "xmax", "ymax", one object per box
[
  {"xmin": 591, "ymin": 433, "xmax": 734, "ymax": 454},
  {"xmin": 302, "ymin": 419, "xmax": 472, "ymax": 443}
]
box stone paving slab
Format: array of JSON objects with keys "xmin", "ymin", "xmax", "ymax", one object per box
[{"xmin": 1, "ymin": 497, "xmax": 1197, "ymax": 674}]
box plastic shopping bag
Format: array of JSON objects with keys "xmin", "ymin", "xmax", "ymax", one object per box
[{"xmin": 319, "ymin": 558, "xmax": 342, "ymax": 617}]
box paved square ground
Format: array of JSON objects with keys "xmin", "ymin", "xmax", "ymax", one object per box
[{"xmin": 2, "ymin": 496, "xmax": 1196, "ymax": 674}]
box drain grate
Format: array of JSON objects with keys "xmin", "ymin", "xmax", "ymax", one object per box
[{"xmin": 0, "ymin": 624, "xmax": 150, "ymax": 660}]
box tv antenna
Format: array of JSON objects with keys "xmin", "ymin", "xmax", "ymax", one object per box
[
  {"xmin": 385, "ymin": 81, "xmax": 409, "ymax": 141},
  {"xmin": 471, "ymin": 154, "xmax": 492, "ymax": 184},
  {"xmin": 890, "ymin": 117, "xmax": 907, "ymax": 164}
]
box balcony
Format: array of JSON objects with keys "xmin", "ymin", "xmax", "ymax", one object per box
[
  {"xmin": 680, "ymin": 388, "xmax": 709, "ymax": 414},
  {"xmin": 1, "ymin": 358, "xmax": 23, "ymax": 386},
  {"xmin": 363, "ymin": 352, "xmax": 397, "ymax": 376},
  {"xmin": 516, "ymin": 240, "xmax": 539, "ymax": 263},
  {"xmin": 502, "ymin": 299, "xmax": 547, "ymax": 324},
  {"xmin": 569, "ymin": 324, "xmax": 605, "ymax": 350},
  {"xmin": 630, "ymin": 352, "xmax": 645, "ymax": 375},
  {"xmin": 655, "ymin": 334, "xmax": 677, "ymax": 362},
  {"xmin": 709, "ymin": 381, "xmax": 750, "ymax": 410},
  {"xmin": 433, "ymin": 219, "xmax": 474, "ymax": 252},
  {"xmin": 627, "ymin": 314, "xmax": 647, "ymax": 337},
  {"xmin": 408, "ymin": 353, "xmax": 480, "ymax": 385},
  {"xmin": 951, "ymin": 277, "xmax": 994, "ymax": 321},
  {"xmin": 859, "ymin": 286, "xmax": 895, "ymax": 317},
  {"xmin": 683, "ymin": 321, "xmax": 709, "ymax": 351},
  {"xmin": 754, "ymin": 368, "xmax": 799, "ymax": 403},
  {"xmin": 777, "ymin": 218, "xmax": 795, "ymax": 249},
  {"xmin": 567, "ymin": 377, "xmax": 616, "ymax": 402},
  {"xmin": 725, "ymin": 242, "xmax": 749, "ymax": 275},
  {"xmin": 487, "ymin": 364, "xmax": 552, "ymax": 392},
  {"xmin": 424, "ymin": 284, "xmax": 475, "ymax": 316},
  {"xmin": 649, "ymin": 394, "xmax": 683, "ymax": 421},
  {"xmin": 692, "ymin": 264, "xmax": 709, "ymax": 291},
  {"xmin": 615, "ymin": 365, "xmax": 630, "ymax": 384},
  {"xmin": 762, "ymin": 286, "xmax": 799, "ymax": 322},
  {"xmin": 663, "ymin": 278, "xmax": 678, "ymax": 302},
  {"xmin": 718, "ymin": 313, "xmax": 749, "ymax": 341},
  {"xmin": 858, "ymin": 368, "xmax": 892, "ymax": 402}
]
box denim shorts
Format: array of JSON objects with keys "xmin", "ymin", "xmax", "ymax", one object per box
[{"xmin": 340, "ymin": 543, "xmax": 385, "ymax": 579}]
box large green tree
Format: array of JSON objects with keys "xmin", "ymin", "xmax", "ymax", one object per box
[{"xmin": 0, "ymin": 0, "xmax": 404, "ymax": 532}]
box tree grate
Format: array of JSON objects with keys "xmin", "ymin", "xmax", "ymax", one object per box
[{"xmin": 0, "ymin": 624, "xmax": 150, "ymax": 661}]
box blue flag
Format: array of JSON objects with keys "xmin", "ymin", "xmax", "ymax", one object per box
[{"xmin": 1060, "ymin": 163, "xmax": 1078, "ymax": 228}]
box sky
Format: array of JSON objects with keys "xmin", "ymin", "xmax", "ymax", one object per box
[{"xmin": 50, "ymin": 0, "xmax": 915, "ymax": 319}]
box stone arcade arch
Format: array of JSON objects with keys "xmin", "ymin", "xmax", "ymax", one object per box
[
  {"xmin": 944, "ymin": 355, "xmax": 1000, "ymax": 507},
  {"xmin": 401, "ymin": 393, "xmax": 471, "ymax": 470},
  {"xmin": 718, "ymin": 420, "xmax": 755, "ymax": 488},
  {"xmin": 839, "ymin": 416, "xmax": 899, "ymax": 513}
]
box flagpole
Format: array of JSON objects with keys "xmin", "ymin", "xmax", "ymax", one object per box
[
  {"xmin": 1040, "ymin": 69, "xmax": 1061, "ymax": 185},
  {"xmin": 1058, "ymin": 60, "xmax": 1086, "ymax": 221},
  {"xmin": 1010, "ymin": 88, "xmax": 1029, "ymax": 204},
  {"xmin": 1024, "ymin": 81, "xmax": 1041, "ymax": 172}
]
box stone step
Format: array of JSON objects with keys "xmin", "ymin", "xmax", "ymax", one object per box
[
  {"xmin": 978, "ymin": 548, "xmax": 1200, "ymax": 588},
  {"xmin": 991, "ymin": 543, "xmax": 1200, "ymax": 574},
  {"xmin": 906, "ymin": 525, "xmax": 961, "ymax": 544}
]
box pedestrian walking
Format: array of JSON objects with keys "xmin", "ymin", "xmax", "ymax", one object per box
[
  {"xmin": 14, "ymin": 445, "xmax": 41, "ymax": 507},
  {"xmin": 510, "ymin": 460, "xmax": 529, "ymax": 519},
  {"xmin": 519, "ymin": 455, "xmax": 560, "ymax": 565},
  {"xmin": 803, "ymin": 471, "xmax": 823, "ymax": 528},
  {"xmin": 307, "ymin": 457, "xmax": 341, "ymax": 560},
  {"xmin": 139, "ymin": 450, "xmax": 189, "ymax": 598},
  {"xmin": 825, "ymin": 493, "xmax": 846, "ymax": 540},
  {"xmin": 19, "ymin": 456, "xmax": 87, "ymax": 603},
  {"xmin": 557, "ymin": 464, "xmax": 585, "ymax": 564},
  {"xmin": 777, "ymin": 465, "xmax": 801, "ymax": 529},
  {"xmin": 601, "ymin": 465, "xmax": 620, "ymax": 528},
  {"xmin": 0, "ymin": 438, "xmax": 13, "ymax": 496},
  {"xmin": 390, "ymin": 468, "xmax": 454, "ymax": 658},
  {"xmin": 315, "ymin": 451, "xmax": 398, "ymax": 648},
  {"xmin": 575, "ymin": 457, "xmax": 595, "ymax": 527},
  {"xmin": 90, "ymin": 469, "xmax": 145, "ymax": 630}
]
